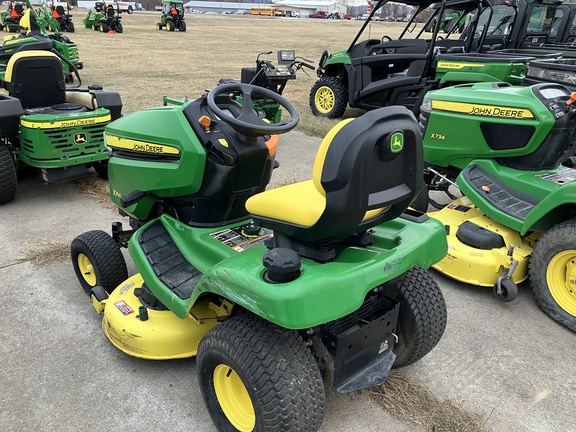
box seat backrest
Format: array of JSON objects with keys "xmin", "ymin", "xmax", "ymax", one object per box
[
  {"xmin": 56, "ymin": 5, "xmax": 65, "ymax": 15},
  {"xmin": 4, "ymin": 50, "xmax": 66, "ymax": 109},
  {"xmin": 307, "ymin": 106, "xmax": 422, "ymax": 241},
  {"xmin": 107, "ymin": 5, "xmax": 115, "ymax": 17},
  {"xmin": 14, "ymin": 4, "xmax": 24, "ymax": 16}
]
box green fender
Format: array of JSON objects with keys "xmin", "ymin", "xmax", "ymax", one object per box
[
  {"xmin": 322, "ymin": 49, "xmax": 351, "ymax": 69},
  {"xmin": 129, "ymin": 214, "xmax": 447, "ymax": 329},
  {"xmin": 438, "ymin": 71, "xmax": 524, "ymax": 86},
  {"xmin": 521, "ymin": 184, "xmax": 576, "ymax": 234}
]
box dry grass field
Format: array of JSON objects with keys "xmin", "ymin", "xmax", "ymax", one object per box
[{"xmin": 67, "ymin": 11, "xmax": 411, "ymax": 137}]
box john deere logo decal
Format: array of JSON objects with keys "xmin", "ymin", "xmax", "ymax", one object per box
[
  {"xmin": 74, "ymin": 133, "xmax": 87, "ymax": 145},
  {"xmin": 391, "ymin": 132, "xmax": 403, "ymax": 153}
]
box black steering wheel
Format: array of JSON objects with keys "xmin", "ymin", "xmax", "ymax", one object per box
[
  {"xmin": 381, "ymin": 35, "xmax": 392, "ymax": 42},
  {"xmin": 207, "ymin": 83, "xmax": 299, "ymax": 137}
]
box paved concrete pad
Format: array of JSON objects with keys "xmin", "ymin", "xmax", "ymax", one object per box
[{"xmin": 0, "ymin": 130, "xmax": 574, "ymax": 432}]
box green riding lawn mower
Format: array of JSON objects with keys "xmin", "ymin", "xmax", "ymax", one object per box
[
  {"xmin": 0, "ymin": 4, "xmax": 83, "ymax": 81},
  {"xmin": 84, "ymin": 2, "xmax": 123, "ymax": 33},
  {"xmin": 420, "ymin": 80, "xmax": 576, "ymax": 332},
  {"xmin": 217, "ymin": 50, "xmax": 315, "ymax": 123},
  {"xmin": 0, "ymin": 50, "xmax": 122, "ymax": 205},
  {"xmin": 156, "ymin": 0, "xmax": 186, "ymax": 32},
  {"xmin": 47, "ymin": 1, "xmax": 75, "ymax": 33},
  {"xmin": 70, "ymin": 83, "xmax": 448, "ymax": 431},
  {"xmin": 1, "ymin": 1, "xmax": 26, "ymax": 32}
]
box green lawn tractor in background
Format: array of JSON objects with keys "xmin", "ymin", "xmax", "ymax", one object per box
[
  {"xmin": 48, "ymin": 1, "xmax": 75, "ymax": 32},
  {"xmin": 421, "ymin": 81, "xmax": 576, "ymax": 332},
  {"xmin": 70, "ymin": 83, "xmax": 448, "ymax": 431},
  {"xmin": 216, "ymin": 50, "xmax": 315, "ymax": 123},
  {"xmin": 84, "ymin": 2, "xmax": 123, "ymax": 33},
  {"xmin": 0, "ymin": 5, "xmax": 83, "ymax": 81},
  {"xmin": 156, "ymin": 0, "xmax": 186, "ymax": 31},
  {"xmin": 0, "ymin": 50, "xmax": 122, "ymax": 205},
  {"xmin": 1, "ymin": 1, "xmax": 26, "ymax": 32}
]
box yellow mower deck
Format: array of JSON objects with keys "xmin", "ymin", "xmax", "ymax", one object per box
[
  {"xmin": 93, "ymin": 274, "xmax": 233, "ymax": 360},
  {"xmin": 430, "ymin": 197, "xmax": 540, "ymax": 286}
]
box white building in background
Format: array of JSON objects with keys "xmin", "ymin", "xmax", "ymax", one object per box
[{"xmin": 181, "ymin": 0, "xmax": 345, "ymax": 16}]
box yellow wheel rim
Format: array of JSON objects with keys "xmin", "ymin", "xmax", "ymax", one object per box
[
  {"xmin": 167, "ymin": 22, "xmax": 171, "ymax": 31},
  {"xmin": 314, "ymin": 86, "xmax": 335, "ymax": 114},
  {"xmin": 78, "ymin": 253, "xmax": 96, "ymax": 287},
  {"xmin": 213, "ymin": 364, "xmax": 255, "ymax": 431},
  {"xmin": 546, "ymin": 251, "xmax": 576, "ymax": 316}
]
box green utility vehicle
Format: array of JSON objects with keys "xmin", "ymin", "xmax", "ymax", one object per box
[
  {"xmin": 71, "ymin": 84, "xmax": 448, "ymax": 431},
  {"xmin": 0, "ymin": 50, "xmax": 122, "ymax": 204},
  {"xmin": 156, "ymin": 0, "xmax": 186, "ymax": 31},
  {"xmin": 310, "ymin": 0, "xmax": 569, "ymax": 118}
]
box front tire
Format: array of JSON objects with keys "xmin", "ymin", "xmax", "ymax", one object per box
[
  {"xmin": 116, "ymin": 22, "xmax": 123, "ymax": 33},
  {"xmin": 67, "ymin": 21, "xmax": 75, "ymax": 32},
  {"xmin": 197, "ymin": 313, "xmax": 325, "ymax": 432},
  {"xmin": 530, "ymin": 220, "xmax": 576, "ymax": 332},
  {"xmin": 71, "ymin": 230, "xmax": 128, "ymax": 295},
  {"xmin": 383, "ymin": 266, "xmax": 447, "ymax": 367},
  {"xmin": 0, "ymin": 143, "xmax": 17, "ymax": 205},
  {"xmin": 309, "ymin": 76, "xmax": 348, "ymax": 118}
]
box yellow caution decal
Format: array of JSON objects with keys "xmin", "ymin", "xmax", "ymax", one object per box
[
  {"xmin": 106, "ymin": 135, "xmax": 180, "ymax": 155},
  {"xmin": 20, "ymin": 114, "xmax": 111, "ymax": 129},
  {"xmin": 432, "ymin": 100, "xmax": 534, "ymax": 119},
  {"xmin": 437, "ymin": 61, "xmax": 486, "ymax": 70}
]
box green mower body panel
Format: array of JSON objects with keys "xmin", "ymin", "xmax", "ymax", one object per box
[
  {"xmin": 18, "ymin": 109, "xmax": 111, "ymax": 169},
  {"xmin": 422, "ymin": 82, "xmax": 557, "ymax": 170},
  {"xmin": 127, "ymin": 212, "xmax": 448, "ymax": 327},
  {"xmin": 105, "ymin": 102, "xmax": 207, "ymax": 220},
  {"xmin": 435, "ymin": 54, "xmax": 532, "ymax": 85}
]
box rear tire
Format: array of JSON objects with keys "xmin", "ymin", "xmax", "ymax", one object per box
[
  {"xmin": 68, "ymin": 21, "xmax": 75, "ymax": 32},
  {"xmin": 530, "ymin": 220, "xmax": 576, "ymax": 332},
  {"xmin": 197, "ymin": 313, "xmax": 325, "ymax": 432},
  {"xmin": 71, "ymin": 230, "xmax": 128, "ymax": 295},
  {"xmin": 180, "ymin": 21, "xmax": 186, "ymax": 32},
  {"xmin": 309, "ymin": 76, "xmax": 348, "ymax": 118},
  {"xmin": 100, "ymin": 23, "xmax": 108, "ymax": 32},
  {"xmin": 410, "ymin": 181, "xmax": 429, "ymax": 212},
  {"xmin": 166, "ymin": 21, "xmax": 174, "ymax": 31},
  {"xmin": 116, "ymin": 22, "xmax": 123, "ymax": 33},
  {"xmin": 382, "ymin": 266, "xmax": 447, "ymax": 367},
  {"xmin": 0, "ymin": 143, "xmax": 17, "ymax": 205}
]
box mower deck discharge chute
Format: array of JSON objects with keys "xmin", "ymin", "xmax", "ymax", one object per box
[
  {"xmin": 0, "ymin": 50, "xmax": 122, "ymax": 204},
  {"xmin": 71, "ymin": 83, "xmax": 448, "ymax": 431},
  {"xmin": 421, "ymin": 81, "xmax": 576, "ymax": 332}
]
